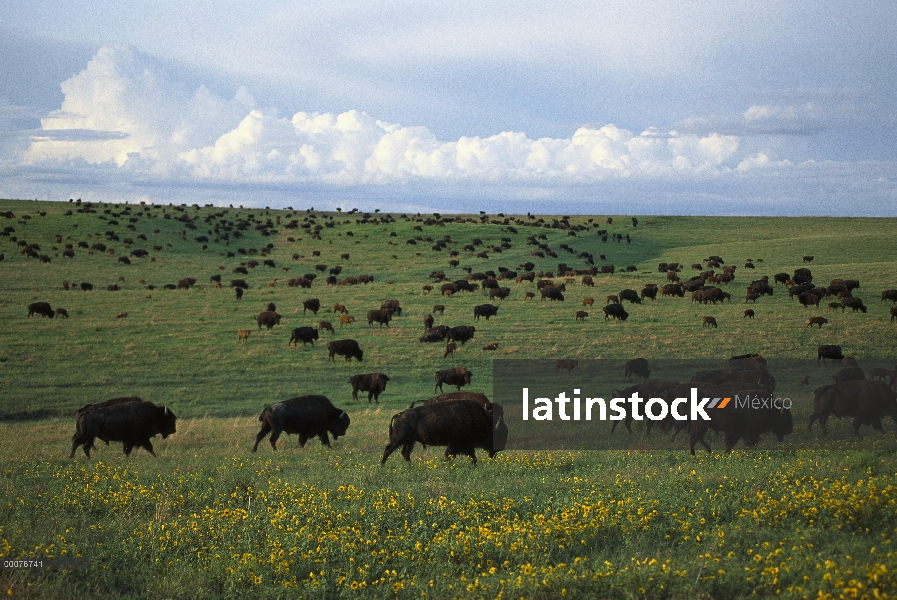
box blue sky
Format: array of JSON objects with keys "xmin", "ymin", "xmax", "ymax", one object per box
[{"xmin": 1, "ymin": 1, "xmax": 895, "ymax": 214}]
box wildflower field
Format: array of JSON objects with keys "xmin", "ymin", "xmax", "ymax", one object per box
[{"xmin": 1, "ymin": 199, "xmax": 896, "ymax": 598}]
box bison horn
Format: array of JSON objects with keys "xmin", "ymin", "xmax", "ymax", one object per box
[
  {"xmin": 164, "ymin": 405, "xmax": 171, "ymax": 415},
  {"xmin": 339, "ymin": 411, "xmax": 347, "ymax": 419}
]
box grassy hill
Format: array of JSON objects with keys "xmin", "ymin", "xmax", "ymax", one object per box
[{"xmin": 1, "ymin": 199, "xmax": 896, "ymax": 598}]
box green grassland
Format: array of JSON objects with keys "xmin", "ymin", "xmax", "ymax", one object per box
[{"xmin": 1, "ymin": 199, "xmax": 896, "ymax": 598}]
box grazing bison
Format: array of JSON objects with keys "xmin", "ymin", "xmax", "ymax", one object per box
[
  {"xmin": 582, "ymin": 297, "xmax": 595, "ymax": 308},
  {"xmin": 327, "ymin": 339, "xmax": 363, "ymax": 362},
  {"xmin": 27, "ymin": 302, "xmax": 55, "ymax": 318},
  {"xmin": 302, "ymin": 298, "xmax": 321, "ymax": 314},
  {"xmin": 619, "ymin": 289, "xmax": 641, "ymax": 304},
  {"xmin": 702, "ymin": 316, "xmax": 717, "ymax": 328},
  {"xmin": 744, "ymin": 309, "xmax": 755, "ymax": 319},
  {"xmin": 54, "ymin": 307, "xmax": 69, "ymax": 319},
  {"xmin": 256, "ymin": 311, "xmax": 282, "ymax": 330},
  {"xmin": 318, "ymin": 321, "xmax": 334, "ymax": 334},
  {"xmin": 473, "ymin": 304, "xmax": 499, "ymax": 321},
  {"xmin": 333, "ymin": 303, "xmax": 349, "ymax": 314},
  {"xmin": 603, "ymin": 303, "xmax": 629, "ymax": 321},
  {"xmin": 661, "ymin": 283, "xmax": 684, "ymax": 297},
  {"xmin": 540, "ymin": 286, "xmax": 565, "ymax": 301},
  {"xmin": 798, "ymin": 292, "xmax": 821, "ymax": 308},
  {"xmin": 841, "ymin": 297, "xmax": 867, "ymax": 313},
  {"xmin": 817, "ymin": 345, "xmax": 845, "ymax": 365},
  {"xmin": 555, "ymin": 359, "xmax": 578, "ymax": 375},
  {"xmin": 624, "ymin": 358, "xmax": 650, "ymax": 382},
  {"xmin": 349, "ymin": 373, "xmax": 390, "ymax": 403},
  {"xmin": 71, "ymin": 400, "xmax": 176, "ymax": 458},
  {"xmin": 881, "ymin": 289, "xmax": 897, "ymax": 303},
  {"xmin": 382, "ymin": 399, "xmax": 504, "ymax": 464},
  {"xmin": 288, "ymin": 326, "xmax": 319, "ymax": 347},
  {"xmin": 339, "ymin": 315, "xmax": 356, "ymax": 326},
  {"xmin": 806, "ymin": 316, "xmax": 828, "ymax": 328},
  {"xmin": 489, "ymin": 287, "xmax": 511, "ymax": 301},
  {"xmin": 574, "ymin": 310, "xmax": 588, "ymax": 322},
  {"xmin": 367, "ymin": 309, "xmax": 393, "ymax": 328},
  {"xmin": 447, "ymin": 325, "xmax": 476, "ymax": 345},
  {"xmin": 432, "ymin": 305, "xmax": 445, "ymax": 314},
  {"xmin": 434, "ymin": 367, "xmax": 472, "ymax": 392},
  {"xmin": 253, "ymin": 395, "xmax": 350, "ymax": 451},
  {"xmin": 808, "ymin": 380, "xmax": 897, "ymax": 436},
  {"xmin": 443, "ymin": 342, "xmax": 457, "ymax": 358},
  {"xmin": 640, "ymin": 287, "xmax": 658, "ymax": 301}
]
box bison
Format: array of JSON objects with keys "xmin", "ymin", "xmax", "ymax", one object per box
[
  {"xmin": 367, "ymin": 309, "xmax": 393, "ymax": 328},
  {"xmin": 71, "ymin": 400, "xmax": 175, "ymax": 458},
  {"xmin": 806, "ymin": 316, "xmax": 828, "ymax": 328},
  {"xmin": 702, "ymin": 316, "xmax": 717, "ymax": 329},
  {"xmin": 603, "ymin": 303, "xmax": 629, "ymax": 321},
  {"xmin": 434, "ymin": 367, "xmax": 472, "ymax": 392},
  {"xmin": 624, "ymin": 358, "xmax": 651, "ymax": 382},
  {"xmin": 28, "ymin": 302, "xmax": 54, "ymax": 318},
  {"xmin": 54, "ymin": 307, "xmax": 69, "ymax": 319},
  {"xmin": 619, "ymin": 289, "xmax": 641, "ymax": 304},
  {"xmin": 473, "ymin": 304, "xmax": 499, "ymax": 321},
  {"xmin": 817, "ymin": 345, "xmax": 845, "ymax": 365},
  {"xmin": 288, "ymin": 326, "xmax": 319, "ymax": 347},
  {"xmin": 555, "ymin": 359, "xmax": 578, "ymax": 375},
  {"xmin": 808, "ymin": 380, "xmax": 897, "ymax": 436},
  {"xmin": 382, "ymin": 399, "xmax": 504, "ymax": 464},
  {"xmin": 253, "ymin": 395, "xmax": 350, "ymax": 451},
  {"xmin": 381, "ymin": 299, "xmax": 402, "ymax": 315},
  {"xmin": 303, "ymin": 298, "xmax": 321, "ymax": 314},
  {"xmin": 447, "ymin": 325, "xmax": 476, "ymax": 345},
  {"xmin": 349, "ymin": 373, "xmax": 390, "ymax": 403},
  {"xmin": 327, "ymin": 339, "xmax": 363, "ymax": 362},
  {"xmin": 256, "ymin": 311, "xmax": 282, "ymax": 330},
  {"xmin": 489, "ymin": 287, "xmax": 511, "ymax": 301}
]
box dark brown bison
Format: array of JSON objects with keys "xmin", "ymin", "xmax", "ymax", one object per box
[
  {"xmin": 540, "ymin": 286, "xmax": 565, "ymax": 301},
  {"xmin": 302, "ymin": 298, "xmax": 321, "ymax": 314},
  {"xmin": 489, "ymin": 287, "xmax": 511, "ymax": 301},
  {"xmin": 832, "ymin": 366, "xmax": 865, "ymax": 384},
  {"xmin": 881, "ymin": 289, "xmax": 897, "ymax": 303},
  {"xmin": 603, "ymin": 303, "xmax": 629, "ymax": 321},
  {"xmin": 619, "ymin": 289, "xmax": 641, "ymax": 304},
  {"xmin": 640, "ymin": 287, "xmax": 658, "ymax": 301},
  {"xmin": 349, "ymin": 372, "xmax": 390, "ymax": 403},
  {"xmin": 744, "ymin": 309, "xmax": 755, "ymax": 319},
  {"xmin": 473, "ymin": 304, "xmax": 499, "ymax": 321},
  {"xmin": 71, "ymin": 396, "xmax": 144, "ymax": 456},
  {"xmin": 624, "ymin": 358, "xmax": 651, "ymax": 382},
  {"xmin": 555, "ymin": 359, "xmax": 578, "ymax": 375},
  {"xmin": 382, "ymin": 399, "xmax": 505, "ymax": 464},
  {"xmin": 660, "ymin": 283, "xmax": 684, "ymax": 297},
  {"xmin": 435, "ymin": 367, "xmax": 472, "ymax": 392},
  {"xmin": 253, "ymin": 395, "xmax": 350, "ymax": 451},
  {"xmin": 447, "ymin": 325, "xmax": 476, "ymax": 345},
  {"xmin": 818, "ymin": 345, "xmax": 845, "ymax": 365},
  {"xmin": 288, "ymin": 326, "xmax": 319, "ymax": 347},
  {"xmin": 686, "ymin": 399, "xmax": 793, "ymax": 455},
  {"xmin": 367, "ymin": 309, "xmax": 393, "ymax": 327},
  {"xmin": 841, "ymin": 296, "xmax": 867, "ymax": 313},
  {"xmin": 318, "ymin": 321, "xmax": 334, "ymax": 334},
  {"xmin": 806, "ymin": 316, "xmax": 828, "ymax": 328},
  {"xmin": 443, "ymin": 342, "xmax": 457, "ymax": 358},
  {"xmin": 423, "ymin": 313, "xmax": 434, "ymax": 330},
  {"xmin": 702, "ymin": 316, "xmax": 717, "ymax": 328},
  {"xmin": 420, "ymin": 326, "xmax": 450, "ymax": 342},
  {"xmin": 808, "ymin": 380, "xmax": 897, "ymax": 436},
  {"xmin": 327, "ymin": 339, "xmax": 363, "ymax": 362},
  {"xmin": 381, "ymin": 299, "xmax": 402, "ymax": 315},
  {"xmin": 54, "ymin": 307, "xmax": 69, "ymax": 319},
  {"xmin": 70, "ymin": 400, "xmax": 175, "ymax": 458},
  {"xmin": 574, "ymin": 310, "xmax": 588, "ymax": 322},
  {"xmin": 28, "ymin": 302, "xmax": 55, "ymax": 318},
  {"xmin": 892, "ymin": 307, "xmax": 897, "ymax": 321},
  {"xmin": 256, "ymin": 311, "xmax": 282, "ymax": 330}
]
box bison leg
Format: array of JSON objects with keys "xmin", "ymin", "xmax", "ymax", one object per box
[
  {"xmin": 401, "ymin": 441, "xmax": 415, "ymax": 461},
  {"xmin": 71, "ymin": 433, "xmax": 94, "ymax": 458},
  {"xmin": 381, "ymin": 439, "xmax": 406, "ymax": 464},
  {"xmin": 253, "ymin": 422, "xmax": 272, "ymax": 452},
  {"xmin": 268, "ymin": 428, "xmax": 283, "ymax": 451},
  {"xmin": 723, "ymin": 432, "xmax": 742, "ymax": 453},
  {"xmin": 317, "ymin": 432, "xmax": 331, "ymax": 447},
  {"xmin": 136, "ymin": 438, "xmax": 156, "ymax": 456}
]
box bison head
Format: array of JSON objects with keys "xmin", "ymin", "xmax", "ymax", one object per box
[
  {"xmin": 329, "ymin": 411, "xmax": 351, "ymax": 438},
  {"xmin": 160, "ymin": 405, "xmax": 177, "ymax": 438}
]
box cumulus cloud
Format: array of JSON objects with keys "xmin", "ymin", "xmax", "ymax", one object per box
[{"xmin": 18, "ymin": 45, "xmax": 751, "ymax": 188}]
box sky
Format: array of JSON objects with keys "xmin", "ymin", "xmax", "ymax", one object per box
[{"xmin": 1, "ymin": 1, "xmax": 896, "ymax": 215}]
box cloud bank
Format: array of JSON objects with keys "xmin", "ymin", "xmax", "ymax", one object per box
[{"xmin": 3, "ymin": 45, "xmax": 896, "ymax": 215}]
